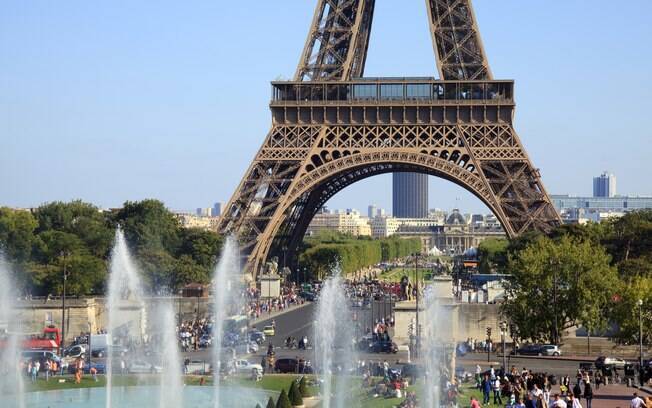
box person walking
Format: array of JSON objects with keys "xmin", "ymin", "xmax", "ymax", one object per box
[
  {"xmin": 568, "ymin": 392, "xmax": 582, "ymax": 408},
  {"xmin": 493, "ymin": 376, "xmax": 503, "ymax": 405},
  {"xmin": 482, "ymin": 374, "xmax": 492, "ymax": 405},
  {"xmin": 630, "ymin": 392, "xmax": 645, "ymax": 408},
  {"xmin": 44, "ymin": 360, "xmax": 50, "ymax": 382},
  {"xmin": 583, "ymin": 381, "xmax": 593, "ymax": 408}
]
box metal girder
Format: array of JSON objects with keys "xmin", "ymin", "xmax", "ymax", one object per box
[
  {"xmin": 426, "ymin": 0, "xmax": 492, "ymax": 80},
  {"xmin": 295, "ymin": 0, "xmax": 375, "ymax": 81}
]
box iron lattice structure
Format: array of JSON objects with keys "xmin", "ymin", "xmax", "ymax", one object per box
[{"xmin": 219, "ymin": 0, "xmax": 561, "ymax": 276}]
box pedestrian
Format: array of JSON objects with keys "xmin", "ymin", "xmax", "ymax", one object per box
[
  {"xmin": 572, "ymin": 382, "xmax": 582, "ymax": 400},
  {"xmin": 630, "ymin": 392, "xmax": 644, "ymax": 408},
  {"xmin": 493, "ymin": 376, "xmax": 503, "ymax": 405},
  {"xmin": 550, "ymin": 394, "xmax": 567, "ymax": 408},
  {"xmin": 30, "ymin": 363, "xmax": 37, "ymax": 383},
  {"xmin": 568, "ymin": 392, "xmax": 582, "ymax": 408},
  {"xmin": 90, "ymin": 366, "xmax": 98, "ymax": 382},
  {"xmin": 536, "ymin": 394, "xmax": 548, "ymax": 408},
  {"xmin": 583, "ymin": 381, "xmax": 593, "ymax": 408},
  {"xmin": 44, "ymin": 360, "xmax": 51, "ymax": 381},
  {"xmin": 524, "ymin": 394, "xmax": 536, "ymax": 408},
  {"xmin": 470, "ymin": 396, "xmax": 481, "ymax": 408},
  {"xmin": 482, "ymin": 374, "xmax": 492, "ymax": 405}
]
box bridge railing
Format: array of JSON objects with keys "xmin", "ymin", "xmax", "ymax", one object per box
[{"xmin": 271, "ymin": 78, "xmax": 514, "ymax": 104}]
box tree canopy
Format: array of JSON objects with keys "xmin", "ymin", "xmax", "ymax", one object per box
[{"xmin": 0, "ymin": 200, "xmax": 223, "ymax": 296}]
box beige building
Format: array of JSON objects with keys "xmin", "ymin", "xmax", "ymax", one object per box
[
  {"xmin": 307, "ymin": 210, "xmax": 371, "ymax": 236},
  {"xmin": 175, "ymin": 212, "xmax": 220, "ymax": 232}
]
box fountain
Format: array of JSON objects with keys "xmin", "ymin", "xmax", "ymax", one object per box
[
  {"xmin": 314, "ymin": 268, "xmax": 356, "ymax": 408},
  {"xmin": 211, "ymin": 236, "xmax": 243, "ymax": 407},
  {"xmin": 0, "ymin": 253, "xmax": 25, "ymax": 408},
  {"xmin": 155, "ymin": 301, "xmax": 183, "ymax": 408},
  {"xmin": 421, "ymin": 285, "xmax": 457, "ymax": 408},
  {"xmin": 105, "ymin": 228, "xmax": 146, "ymax": 408}
]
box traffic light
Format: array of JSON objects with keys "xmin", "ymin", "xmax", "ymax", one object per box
[
  {"xmin": 486, "ymin": 327, "xmax": 492, "ymax": 338},
  {"xmin": 408, "ymin": 323, "xmax": 414, "ymax": 337}
]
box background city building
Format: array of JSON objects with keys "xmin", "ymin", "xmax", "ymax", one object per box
[
  {"xmin": 593, "ymin": 171, "xmax": 617, "ymax": 197},
  {"xmin": 392, "ymin": 172, "xmax": 428, "ymax": 218},
  {"xmin": 306, "ymin": 209, "xmax": 372, "ymax": 237}
]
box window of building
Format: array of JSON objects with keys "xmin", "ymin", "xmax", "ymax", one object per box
[{"xmin": 380, "ymin": 84, "xmax": 404, "ymax": 100}]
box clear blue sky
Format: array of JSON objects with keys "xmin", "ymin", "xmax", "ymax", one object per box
[{"xmin": 2, "ymin": 1, "xmax": 651, "ymax": 214}]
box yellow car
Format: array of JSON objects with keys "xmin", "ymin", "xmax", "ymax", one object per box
[{"xmin": 262, "ymin": 325, "xmax": 275, "ymax": 337}]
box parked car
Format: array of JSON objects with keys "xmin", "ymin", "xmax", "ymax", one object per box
[
  {"xmin": 21, "ymin": 350, "xmax": 61, "ymax": 365},
  {"xmin": 63, "ymin": 344, "xmax": 87, "ymax": 359},
  {"xmin": 514, "ymin": 344, "xmax": 552, "ymax": 356},
  {"xmin": 232, "ymin": 359, "xmax": 263, "ymax": 374},
  {"xmin": 595, "ymin": 356, "xmax": 627, "ymax": 369},
  {"xmin": 248, "ymin": 331, "xmax": 266, "ymax": 345},
  {"xmin": 198, "ymin": 335, "xmax": 212, "ymax": 348},
  {"xmin": 128, "ymin": 360, "xmax": 162, "ymax": 374},
  {"xmin": 300, "ymin": 292, "xmax": 317, "ymax": 302},
  {"xmin": 367, "ymin": 339, "xmax": 398, "ymax": 354},
  {"xmin": 262, "ymin": 325, "xmax": 275, "ymax": 337},
  {"xmin": 274, "ymin": 358, "xmax": 313, "ymax": 374},
  {"xmin": 540, "ymin": 345, "xmax": 562, "ymax": 356},
  {"xmin": 401, "ymin": 363, "xmax": 425, "ymax": 380},
  {"xmin": 91, "ymin": 345, "xmax": 128, "ymax": 358}
]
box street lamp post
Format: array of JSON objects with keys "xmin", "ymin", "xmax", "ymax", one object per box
[
  {"xmin": 550, "ymin": 259, "xmax": 559, "ymax": 345},
  {"xmin": 638, "ymin": 299, "xmax": 644, "ymax": 370},
  {"xmin": 414, "ymin": 253, "xmax": 420, "ymax": 358},
  {"xmin": 60, "ymin": 251, "xmax": 68, "ymax": 356},
  {"xmin": 500, "ymin": 321, "xmax": 507, "ymax": 371}
]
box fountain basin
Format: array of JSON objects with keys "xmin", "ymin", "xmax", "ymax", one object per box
[{"xmin": 6, "ymin": 386, "xmax": 276, "ymax": 407}]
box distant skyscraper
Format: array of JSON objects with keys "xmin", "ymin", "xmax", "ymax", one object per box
[
  {"xmin": 593, "ymin": 172, "xmax": 616, "ymax": 197},
  {"xmin": 213, "ymin": 202, "xmax": 223, "ymax": 217},
  {"xmin": 368, "ymin": 204, "xmax": 377, "ymax": 219},
  {"xmin": 377, "ymin": 208, "xmax": 386, "ymax": 217},
  {"xmin": 392, "ymin": 172, "xmax": 428, "ymax": 218}
]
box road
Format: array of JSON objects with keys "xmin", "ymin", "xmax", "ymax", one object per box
[{"xmin": 178, "ymin": 303, "xmax": 596, "ymax": 377}]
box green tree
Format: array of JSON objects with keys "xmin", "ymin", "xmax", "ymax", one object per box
[
  {"xmin": 298, "ymin": 376, "xmax": 310, "ymax": 398},
  {"xmin": 276, "ymin": 389, "xmax": 291, "ymax": 408},
  {"xmin": 266, "ymin": 397, "xmax": 275, "ymax": 408},
  {"xmin": 0, "ymin": 208, "xmax": 38, "ymax": 263},
  {"xmin": 502, "ymin": 236, "xmax": 618, "ymax": 343},
  {"xmin": 113, "ymin": 199, "xmax": 181, "ymax": 253},
  {"xmin": 609, "ymin": 277, "xmax": 652, "ymax": 344},
  {"xmin": 477, "ymin": 238, "xmax": 509, "ymax": 274},
  {"xmin": 33, "ymin": 201, "xmax": 113, "ymax": 258},
  {"xmin": 288, "ymin": 379, "xmax": 303, "ymax": 406}
]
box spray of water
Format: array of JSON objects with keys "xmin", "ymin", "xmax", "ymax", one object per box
[
  {"xmin": 157, "ymin": 300, "xmax": 183, "ymax": 408},
  {"xmin": 211, "ymin": 236, "xmax": 242, "ymax": 407},
  {"xmin": 0, "ymin": 254, "xmax": 25, "ymax": 408},
  {"xmin": 422, "ymin": 287, "xmax": 454, "ymax": 408},
  {"xmin": 314, "ymin": 266, "xmax": 356, "ymax": 408},
  {"xmin": 106, "ymin": 228, "xmax": 146, "ymax": 408}
]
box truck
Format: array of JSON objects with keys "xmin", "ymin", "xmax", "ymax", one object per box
[{"xmin": 22, "ymin": 326, "xmax": 61, "ymax": 352}]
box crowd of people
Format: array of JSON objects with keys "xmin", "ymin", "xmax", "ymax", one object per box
[
  {"xmin": 470, "ymin": 363, "xmax": 652, "ymax": 408},
  {"xmin": 244, "ymin": 285, "xmax": 305, "ymax": 320}
]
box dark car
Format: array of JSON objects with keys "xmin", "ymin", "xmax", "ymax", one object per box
[
  {"xmin": 401, "ymin": 363, "xmax": 425, "ymax": 380},
  {"xmin": 513, "ymin": 344, "xmax": 542, "ymax": 356},
  {"xmin": 366, "ymin": 340, "xmax": 398, "ymax": 354},
  {"xmin": 274, "ymin": 358, "xmax": 313, "ymax": 374},
  {"xmin": 300, "ymin": 292, "xmax": 317, "ymax": 302},
  {"xmin": 248, "ymin": 331, "xmax": 266, "ymax": 345}
]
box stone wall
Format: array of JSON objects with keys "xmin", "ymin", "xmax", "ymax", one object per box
[{"xmin": 15, "ymin": 296, "xmax": 216, "ymax": 343}]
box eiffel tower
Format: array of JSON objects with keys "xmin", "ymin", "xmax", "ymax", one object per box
[{"xmin": 219, "ymin": 0, "xmax": 561, "ymax": 277}]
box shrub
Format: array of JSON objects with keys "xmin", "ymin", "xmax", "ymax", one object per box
[
  {"xmin": 276, "ymin": 389, "xmax": 291, "ymax": 408},
  {"xmin": 288, "ymin": 380, "xmax": 304, "ymax": 406}
]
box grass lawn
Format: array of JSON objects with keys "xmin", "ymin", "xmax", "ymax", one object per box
[{"xmin": 25, "ymin": 373, "xmax": 318, "ymax": 396}]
